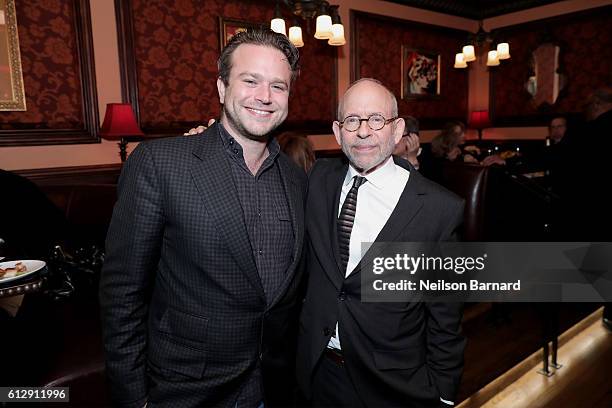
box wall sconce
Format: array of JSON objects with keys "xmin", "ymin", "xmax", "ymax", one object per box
[
  {"xmin": 99, "ymin": 103, "xmax": 144, "ymax": 163},
  {"xmin": 270, "ymin": 0, "xmax": 345, "ymax": 48}
]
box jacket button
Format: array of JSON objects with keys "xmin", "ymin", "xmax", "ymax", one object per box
[
  {"xmin": 338, "ymin": 291, "xmax": 346, "ymax": 301},
  {"xmin": 323, "ymin": 327, "xmax": 331, "ymax": 336}
]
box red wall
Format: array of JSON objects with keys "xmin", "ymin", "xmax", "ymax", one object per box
[
  {"xmin": 353, "ymin": 11, "xmax": 469, "ymax": 127},
  {"xmin": 131, "ymin": 0, "xmax": 337, "ymax": 131},
  {"xmin": 0, "ymin": 0, "xmax": 83, "ymax": 129},
  {"xmin": 491, "ymin": 6, "xmax": 612, "ymax": 124}
]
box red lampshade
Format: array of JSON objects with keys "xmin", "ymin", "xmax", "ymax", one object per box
[
  {"xmin": 469, "ymin": 110, "xmax": 490, "ymax": 129},
  {"xmin": 99, "ymin": 103, "xmax": 144, "ymax": 140}
]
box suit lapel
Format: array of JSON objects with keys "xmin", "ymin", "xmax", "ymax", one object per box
[
  {"xmin": 327, "ymin": 162, "xmax": 348, "ymax": 281},
  {"xmin": 190, "ymin": 124, "xmax": 266, "ymax": 302},
  {"xmin": 267, "ymin": 156, "xmax": 304, "ymax": 309}
]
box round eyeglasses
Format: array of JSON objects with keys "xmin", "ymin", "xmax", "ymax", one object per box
[{"xmin": 339, "ymin": 114, "xmax": 398, "ymax": 132}]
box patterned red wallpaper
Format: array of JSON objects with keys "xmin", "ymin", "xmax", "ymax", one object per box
[
  {"xmin": 130, "ymin": 0, "xmax": 336, "ymax": 131},
  {"xmin": 491, "ymin": 6, "xmax": 612, "ymax": 124},
  {"xmin": 0, "ymin": 0, "xmax": 84, "ymax": 130},
  {"xmin": 353, "ymin": 12, "xmax": 469, "ymax": 126}
]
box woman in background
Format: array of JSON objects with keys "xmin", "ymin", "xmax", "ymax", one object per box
[{"xmin": 276, "ymin": 131, "xmax": 316, "ymax": 173}]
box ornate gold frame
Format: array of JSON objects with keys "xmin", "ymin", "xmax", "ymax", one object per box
[{"xmin": 0, "ymin": 0, "xmax": 26, "ymax": 111}]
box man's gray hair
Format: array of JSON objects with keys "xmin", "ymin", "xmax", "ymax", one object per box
[{"xmin": 337, "ymin": 78, "xmax": 398, "ymax": 121}]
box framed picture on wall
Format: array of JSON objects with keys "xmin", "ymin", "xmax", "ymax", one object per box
[
  {"xmin": 219, "ymin": 17, "xmax": 263, "ymax": 51},
  {"xmin": 401, "ymin": 46, "xmax": 441, "ymax": 99}
]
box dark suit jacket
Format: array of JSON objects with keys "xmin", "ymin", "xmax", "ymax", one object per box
[
  {"xmin": 297, "ymin": 157, "xmax": 466, "ymax": 407},
  {"xmin": 100, "ymin": 124, "xmax": 307, "ymax": 408}
]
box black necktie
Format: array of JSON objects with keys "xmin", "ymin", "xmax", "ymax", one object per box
[{"xmin": 337, "ymin": 176, "xmax": 367, "ymax": 273}]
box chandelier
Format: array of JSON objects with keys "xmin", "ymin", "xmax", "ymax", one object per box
[
  {"xmin": 454, "ymin": 21, "xmax": 510, "ymax": 68},
  {"xmin": 270, "ymin": 0, "xmax": 345, "ymax": 48}
]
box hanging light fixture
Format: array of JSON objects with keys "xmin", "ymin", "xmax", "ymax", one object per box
[
  {"xmin": 271, "ymin": 1, "xmax": 287, "ymax": 36},
  {"xmin": 288, "ymin": 23, "xmax": 304, "ymax": 47},
  {"xmin": 327, "ymin": 6, "xmax": 345, "ymax": 46},
  {"xmin": 270, "ymin": 1, "xmax": 345, "ymax": 48},
  {"xmin": 454, "ymin": 21, "xmax": 510, "ymax": 68}
]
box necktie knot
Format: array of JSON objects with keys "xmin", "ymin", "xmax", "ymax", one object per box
[{"xmin": 352, "ymin": 176, "xmax": 367, "ymax": 189}]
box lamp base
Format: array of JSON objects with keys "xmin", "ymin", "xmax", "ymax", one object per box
[{"xmin": 118, "ymin": 137, "xmax": 128, "ymax": 163}]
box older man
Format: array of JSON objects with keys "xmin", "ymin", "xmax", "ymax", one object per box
[
  {"xmin": 100, "ymin": 29, "xmax": 306, "ymax": 408},
  {"xmin": 297, "ymin": 78, "xmax": 466, "ymax": 407}
]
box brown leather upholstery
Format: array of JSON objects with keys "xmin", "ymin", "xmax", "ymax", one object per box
[{"xmin": 438, "ymin": 162, "xmax": 494, "ymax": 241}]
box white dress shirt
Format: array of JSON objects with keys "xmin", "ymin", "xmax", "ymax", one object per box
[{"xmin": 328, "ymin": 157, "xmax": 409, "ymax": 350}]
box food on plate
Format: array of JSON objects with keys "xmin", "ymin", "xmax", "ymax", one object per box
[{"xmin": 0, "ymin": 262, "xmax": 27, "ymax": 278}]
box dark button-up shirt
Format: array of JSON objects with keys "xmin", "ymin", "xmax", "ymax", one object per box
[{"xmin": 218, "ymin": 124, "xmax": 295, "ymax": 303}]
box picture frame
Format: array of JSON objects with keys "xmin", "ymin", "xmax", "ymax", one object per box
[
  {"xmin": 0, "ymin": 0, "xmax": 26, "ymax": 111},
  {"xmin": 219, "ymin": 17, "xmax": 263, "ymax": 51},
  {"xmin": 401, "ymin": 46, "xmax": 440, "ymax": 99}
]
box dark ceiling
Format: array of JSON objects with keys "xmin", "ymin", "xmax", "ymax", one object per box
[{"xmin": 383, "ymin": 0, "xmax": 563, "ymax": 19}]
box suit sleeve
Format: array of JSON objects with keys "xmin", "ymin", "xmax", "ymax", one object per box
[
  {"xmin": 426, "ymin": 199, "xmax": 467, "ymax": 403},
  {"xmin": 99, "ymin": 143, "xmax": 165, "ymax": 407}
]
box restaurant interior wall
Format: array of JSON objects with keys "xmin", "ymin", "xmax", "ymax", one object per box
[{"xmin": 1, "ymin": 0, "xmax": 610, "ymax": 170}]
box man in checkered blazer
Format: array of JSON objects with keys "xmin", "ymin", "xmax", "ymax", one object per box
[{"xmin": 100, "ymin": 29, "xmax": 306, "ymax": 408}]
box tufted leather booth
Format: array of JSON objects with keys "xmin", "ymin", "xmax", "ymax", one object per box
[{"xmin": 437, "ymin": 162, "xmax": 497, "ymax": 241}]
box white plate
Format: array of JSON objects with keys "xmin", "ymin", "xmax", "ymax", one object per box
[{"xmin": 0, "ymin": 260, "xmax": 46, "ymax": 284}]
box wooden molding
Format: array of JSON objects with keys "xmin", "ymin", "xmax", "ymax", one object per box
[
  {"xmin": 16, "ymin": 164, "xmax": 121, "ymax": 186},
  {"xmin": 114, "ymin": 0, "xmax": 140, "ymax": 124}
]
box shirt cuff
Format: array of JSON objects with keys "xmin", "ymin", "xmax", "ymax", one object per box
[{"xmin": 440, "ymin": 397, "xmax": 454, "ymax": 405}]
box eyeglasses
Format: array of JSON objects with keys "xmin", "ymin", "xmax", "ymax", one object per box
[{"xmin": 339, "ymin": 114, "xmax": 397, "ymax": 132}]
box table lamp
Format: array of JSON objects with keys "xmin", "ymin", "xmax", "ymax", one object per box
[
  {"xmin": 469, "ymin": 110, "xmax": 490, "ymax": 141},
  {"xmin": 99, "ymin": 103, "xmax": 144, "ymax": 162}
]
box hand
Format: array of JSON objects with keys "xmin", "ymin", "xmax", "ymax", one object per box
[
  {"xmin": 404, "ymin": 133, "xmax": 420, "ymax": 156},
  {"xmin": 447, "ymin": 146, "xmax": 462, "ymax": 161},
  {"xmin": 183, "ymin": 118, "xmax": 216, "ymax": 136},
  {"xmin": 481, "ymin": 154, "xmax": 506, "ymax": 167}
]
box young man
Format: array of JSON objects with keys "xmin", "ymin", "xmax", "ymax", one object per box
[{"xmin": 100, "ymin": 29, "xmax": 306, "ymax": 408}]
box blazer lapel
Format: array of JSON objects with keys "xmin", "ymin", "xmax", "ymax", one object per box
[
  {"xmin": 268, "ymin": 157, "xmax": 304, "ymax": 309},
  {"xmin": 190, "ymin": 124, "xmax": 266, "ymax": 302},
  {"xmin": 327, "ymin": 162, "xmax": 348, "ymax": 281}
]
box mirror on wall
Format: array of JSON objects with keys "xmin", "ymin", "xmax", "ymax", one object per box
[
  {"xmin": 525, "ymin": 42, "xmax": 566, "ymax": 109},
  {"xmin": 0, "ymin": 0, "xmax": 26, "ymax": 111}
]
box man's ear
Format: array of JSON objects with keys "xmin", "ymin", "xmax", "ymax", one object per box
[
  {"xmin": 217, "ymin": 78, "xmax": 226, "ymax": 104},
  {"xmin": 393, "ymin": 118, "xmax": 405, "ymax": 145},
  {"xmin": 332, "ymin": 121, "xmax": 342, "ymax": 146}
]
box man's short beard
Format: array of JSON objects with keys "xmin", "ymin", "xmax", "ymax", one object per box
[{"xmin": 222, "ymin": 105, "xmax": 274, "ymax": 142}]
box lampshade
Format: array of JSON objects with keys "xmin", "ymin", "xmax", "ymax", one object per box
[
  {"xmin": 454, "ymin": 53, "xmax": 467, "ymax": 68},
  {"xmin": 469, "ymin": 110, "xmax": 490, "ymax": 129},
  {"xmin": 328, "ymin": 23, "xmax": 346, "ymax": 46},
  {"xmin": 99, "ymin": 103, "xmax": 143, "ymax": 140},
  {"xmin": 314, "ymin": 14, "xmax": 332, "ymax": 39},
  {"xmin": 271, "ymin": 17, "xmax": 286, "ymax": 36},
  {"xmin": 288, "ymin": 25, "xmax": 304, "ymax": 47},
  {"xmin": 462, "ymin": 45, "xmax": 476, "ymax": 62},
  {"xmin": 497, "ymin": 42, "xmax": 511, "ymax": 59},
  {"xmin": 486, "ymin": 50, "xmax": 500, "ymax": 66}
]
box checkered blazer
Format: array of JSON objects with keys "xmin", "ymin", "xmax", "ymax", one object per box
[{"xmin": 100, "ymin": 123, "xmax": 307, "ymax": 408}]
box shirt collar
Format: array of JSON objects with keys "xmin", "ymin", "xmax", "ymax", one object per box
[
  {"xmin": 344, "ymin": 156, "xmax": 399, "ymax": 190},
  {"xmin": 217, "ymin": 122, "xmax": 281, "ymax": 160}
]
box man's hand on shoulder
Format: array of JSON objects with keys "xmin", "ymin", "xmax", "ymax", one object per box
[{"xmin": 183, "ymin": 119, "xmax": 216, "ymax": 135}]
